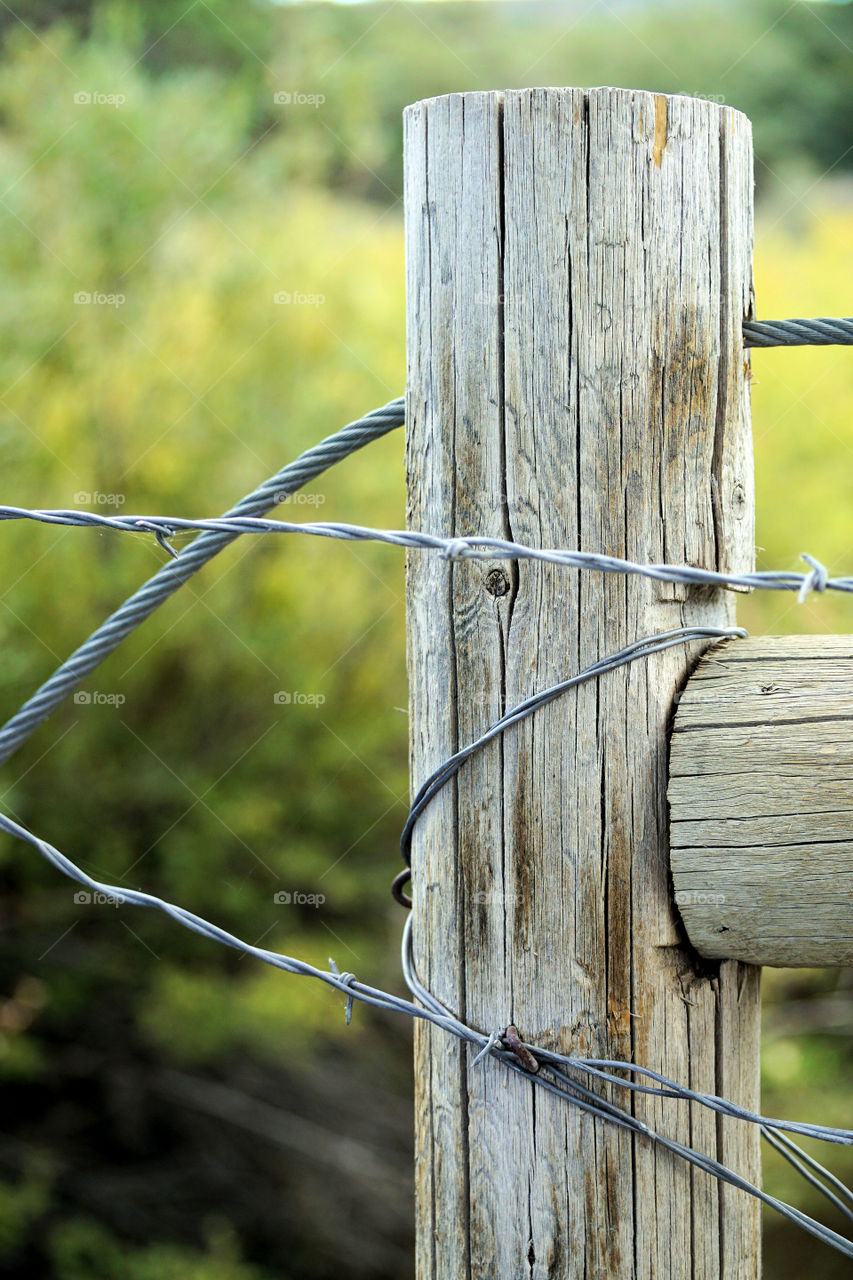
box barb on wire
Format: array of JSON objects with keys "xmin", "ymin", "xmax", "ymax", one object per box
[
  {"xmin": 2, "ymin": 391, "xmax": 852, "ymax": 1255},
  {"xmin": 400, "ymin": 915, "xmax": 853, "ymax": 1258},
  {"xmin": 0, "ymin": 398, "xmax": 404, "ymax": 768},
  {"xmin": 2, "ymin": 508, "xmax": 848, "ymax": 601},
  {"xmin": 1, "ymin": 791, "xmax": 849, "ymax": 1256},
  {"xmin": 2, "ymin": 625, "xmax": 852, "ymax": 1259},
  {"xmin": 0, "ymin": 368, "xmax": 847, "ymax": 764}
]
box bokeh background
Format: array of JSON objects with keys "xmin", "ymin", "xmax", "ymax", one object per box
[{"xmin": 0, "ymin": 1, "xmax": 850, "ymax": 1276}]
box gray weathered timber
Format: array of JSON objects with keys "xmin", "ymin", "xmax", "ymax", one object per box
[
  {"xmin": 670, "ymin": 634, "xmax": 853, "ymax": 967},
  {"xmin": 405, "ymin": 88, "xmax": 760, "ymax": 1279}
]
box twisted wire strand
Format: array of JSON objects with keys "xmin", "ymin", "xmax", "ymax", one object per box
[
  {"xmin": 0, "ymin": 349, "xmax": 847, "ymax": 765},
  {"xmin": 743, "ymin": 317, "xmax": 853, "ymax": 347},
  {"xmin": 0, "ymin": 399, "xmax": 404, "ymax": 767},
  {"xmin": 2, "ymin": 305, "xmax": 846, "ymax": 758},
  {"xmin": 399, "ymin": 916, "xmax": 853, "ymax": 1258},
  {"xmin": 0, "ymin": 509, "xmax": 846, "ymax": 597},
  {"xmin": 760, "ymin": 1126, "xmax": 853, "ymax": 1227},
  {"xmin": 394, "ymin": 627, "xmax": 747, "ymax": 901},
  {"xmin": 0, "ymin": 503, "xmax": 845, "ymax": 784},
  {"xmin": 395, "ymin": 617, "xmax": 853, "ymax": 1136},
  {"xmin": 0, "ymin": 792, "xmax": 849, "ymax": 1255},
  {"xmin": 2, "ymin": 625, "xmax": 852, "ymax": 1257},
  {"xmin": 2, "ymin": 392, "xmax": 852, "ymax": 1252}
]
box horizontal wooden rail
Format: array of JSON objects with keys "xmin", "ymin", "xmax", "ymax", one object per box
[{"xmin": 669, "ymin": 635, "xmax": 853, "ymax": 967}]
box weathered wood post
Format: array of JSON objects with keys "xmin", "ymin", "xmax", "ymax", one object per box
[{"xmin": 404, "ymin": 89, "xmax": 760, "ymax": 1278}]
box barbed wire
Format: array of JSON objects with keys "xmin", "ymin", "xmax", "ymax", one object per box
[
  {"xmin": 2, "ymin": 626, "xmax": 851, "ymax": 1261},
  {"xmin": 2, "ymin": 389, "xmax": 853, "ymax": 1257},
  {"xmin": 0, "ymin": 508, "xmax": 844, "ymax": 599},
  {"xmin": 2, "ymin": 612, "xmax": 851, "ymax": 1253},
  {"xmin": 0, "ymin": 398, "xmax": 404, "ymax": 767},
  {"xmin": 2, "ymin": 305, "xmax": 847, "ymax": 755},
  {"xmin": 0, "ymin": 321, "xmax": 849, "ymax": 766},
  {"xmin": 399, "ymin": 919, "xmax": 853, "ymax": 1257}
]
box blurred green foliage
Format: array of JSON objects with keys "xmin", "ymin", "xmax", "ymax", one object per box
[
  {"xmin": 3, "ymin": 0, "xmax": 853, "ymax": 203},
  {"xmin": 744, "ymin": 201, "xmax": 853, "ymax": 638},
  {"xmin": 0, "ymin": 14, "xmax": 409, "ymax": 1058},
  {"xmin": 0, "ymin": 2, "xmax": 849, "ymax": 1277},
  {"xmin": 48, "ymin": 1218, "xmax": 270, "ymax": 1280}
]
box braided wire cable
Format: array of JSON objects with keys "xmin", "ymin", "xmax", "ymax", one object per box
[
  {"xmin": 0, "ymin": 339, "xmax": 848, "ymax": 766},
  {"xmin": 2, "ymin": 392, "xmax": 852, "ymax": 1251},
  {"xmin": 743, "ymin": 317, "xmax": 853, "ymax": 347},
  {"xmin": 0, "ymin": 398, "xmax": 404, "ymax": 767},
  {"xmin": 1, "ymin": 759, "xmax": 850, "ymax": 1257},
  {"xmin": 0, "ymin": 307, "xmax": 846, "ymax": 763}
]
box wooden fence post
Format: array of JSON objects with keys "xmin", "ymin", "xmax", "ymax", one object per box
[{"xmin": 404, "ymin": 89, "xmax": 760, "ymax": 1278}]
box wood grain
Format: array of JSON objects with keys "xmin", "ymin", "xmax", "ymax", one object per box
[
  {"xmin": 670, "ymin": 634, "xmax": 853, "ymax": 966},
  {"xmin": 405, "ymin": 88, "xmax": 760, "ymax": 1279}
]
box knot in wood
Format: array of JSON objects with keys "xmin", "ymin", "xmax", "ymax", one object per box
[{"xmin": 484, "ymin": 568, "xmax": 510, "ymax": 597}]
